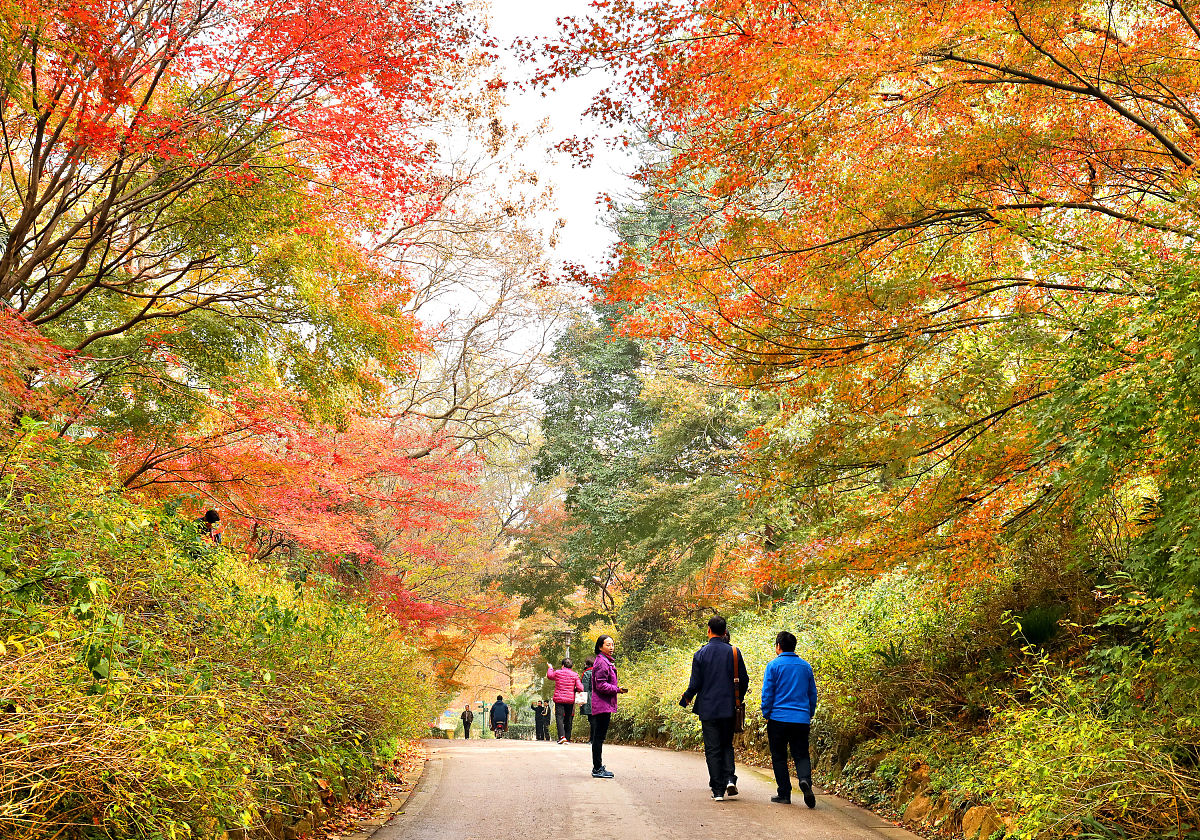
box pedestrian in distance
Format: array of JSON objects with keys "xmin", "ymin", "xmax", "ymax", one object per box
[
  {"xmin": 547, "ymin": 658, "xmax": 584, "ymax": 744},
  {"xmin": 460, "ymin": 705, "xmax": 474, "ymax": 739},
  {"xmin": 761, "ymin": 630, "xmax": 819, "ymax": 807},
  {"xmin": 589, "ymin": 635, "xmax": 627, "ymax": 778},
  {"xmin": 489, "ymin": 695, "xmax": 509, "ymax": 737},
  {"xmin": 531, "ymin": 699, "xmax": 550, "ymax": 740},
  {"xmin": 539, "ymin": 700, "xmax": 553, "ymax": 740},
  {"xmin": 679, "ymin": 615, "xmax": 750, "ymax": 802}
]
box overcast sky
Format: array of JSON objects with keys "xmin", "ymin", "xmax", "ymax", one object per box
[{"xmin": 485, "ymin": 0, "xmax": 639, "ymax": 273}]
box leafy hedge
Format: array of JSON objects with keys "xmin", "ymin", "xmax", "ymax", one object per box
[{"xmin": 0, "ymin": 426, "xmax": 439, "ymax": 840}]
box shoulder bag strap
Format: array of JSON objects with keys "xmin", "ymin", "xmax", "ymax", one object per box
[{"xmin": 732, "ymin": 646, "xmax": 742, "ymax": 707}]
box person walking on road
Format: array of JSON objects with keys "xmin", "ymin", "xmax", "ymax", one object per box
[
  {"xmin": 679, "ymin": 615, "xmax": 750, "ymax": 802},
  {"xmin": 489, "ymin": 695, "xmax": 509, "ymax": 737},
  {"xmin": 761, "ymin": 630, "xmax": 819, "ymax": 807},
  {"xmin": 589, "ymin": 635, "xmax": 627, "ymax": 778},
  {"xmin": 547, "ymin": 658, "xmax": 584, "ymax": 744},
  {"xmin": 531, "ymin": 700, "xmax": 551, "ymax": 741},
  {"xmin": 460, "ymin": 705, "xmax": 474, "ymax": 739}
]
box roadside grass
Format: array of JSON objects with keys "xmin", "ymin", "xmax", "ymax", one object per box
[
  {"xmin": 611, "ymin": 567, "xmax": 1200, "ymax": 838},
  {"xmin": 0, "ymin": 427, "xmax": 441, "ymax": 839}
]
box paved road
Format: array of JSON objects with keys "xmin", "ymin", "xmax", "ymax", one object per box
[{"xmin": 377, "ymin": 739, "xmax": 920, "ymax": 840}]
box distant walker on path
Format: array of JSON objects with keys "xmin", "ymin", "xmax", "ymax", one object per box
[
  {"xmin": 547, "ymin": 658, "xmax": 584, "ymax": 744},
  {"xmin": 679, "ymin": 615, "xmax": 750, "ymax": 802},
  {"xmin": 761, "ymin": 630, "xmax": 819, "ymax": 808},
  {"xmin": 531, "ymin": 699, "xmax": 551, "ymax": 741},
  {"xmin": 460, "ymin": 705, "xmax": 474, "ymax": 739}
]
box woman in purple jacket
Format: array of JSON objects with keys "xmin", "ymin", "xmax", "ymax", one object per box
[{"xmin": 589, "ymin": 634, "xmax": 627, "ymax": 778}]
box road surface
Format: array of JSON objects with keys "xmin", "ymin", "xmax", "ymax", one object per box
[{"xmin": 377, "ymin": 739, "xmax": 921, "ymax": 840}]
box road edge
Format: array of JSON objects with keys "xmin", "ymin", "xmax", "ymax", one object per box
[
  {"xmin": 338, "ymin": 758, "xmax": 428, "ymax": 840},
  {"xmin": 625, "ymin": 742, "xmax": 924, "ymax": 840}
]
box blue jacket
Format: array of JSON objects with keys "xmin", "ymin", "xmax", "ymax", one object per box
[
  {"xmin": 489, "ymin": 701, "xmax": 509, "ymax": 724},
  {"xmin": 760, "ymin": 652, "xmax": 818, "ymax": 724},
  {"xmin": 680, "ymin": 637, "xmax": 751, "ymax": 721}
]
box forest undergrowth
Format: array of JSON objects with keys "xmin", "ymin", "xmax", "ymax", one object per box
[
  {"xmin": 609, "ymin": 554, "xmax": 1200, "ymax": 839},
  {"xmin": 0, "ymin": 425, "xmax": 443, "ymax": 840}
]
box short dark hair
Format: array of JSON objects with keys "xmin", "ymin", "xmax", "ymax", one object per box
[
  {"xmin": 708, "ymin": 615, "xmax": 727, "ymax": 636},
  {"xmin": 775, "ymin": 631, "xmax": 797, "ymax": 652},
  {"xmin": 204, "ymin": 509, "xmax": 220, "ymax": 523},
  {"xmin": 594, "ymin": 634, "xmax": 612, "ymax": 655},
  {"xmin": 561, "ymin": 657, "xmax": 573, "ymax": 669},
  {"xmin": 584, "ymin": 655, "xmax": 595, "ymax": 667},
  {"xmin": 496, "ymin": 694, "xmax": 503, "ymax": 701}
]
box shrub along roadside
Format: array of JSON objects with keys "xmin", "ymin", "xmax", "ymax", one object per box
[
  {"xmin": 0, "ymin": 426, "xmax": 441, "ymax": 840},
  {"xmin": 609, "ymin": 568, "xmax": 1200, "ymax": 839}
]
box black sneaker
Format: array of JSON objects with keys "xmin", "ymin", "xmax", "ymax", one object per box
[
  {"xmin": 771, "ymin": 794, "xmax": 791, "ymax": 804},
  {"xmin": 710, "ymin": 791, "xmax": 724, "ymax": 802},
  {"xmin": 799, "ymin": 779, "xmax": 816, "ymax": 808},
  {"xmin": 725, "ymin": 782, "xmax": 738, "ymax": 797},
  {"xmin": 591, "ymin": 766, "xmax": 614, "ymax": 778}
]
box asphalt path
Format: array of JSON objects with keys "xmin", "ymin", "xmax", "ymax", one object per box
[{"xmin": 377, "ymin": 739, "xmax": 922, "ymax": 840}]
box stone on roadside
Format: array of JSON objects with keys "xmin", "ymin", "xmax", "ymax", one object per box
[
  {"xmin": 962, "ymin": 805, "xmax": 1005, "ymax": 839},
  {"xmin": 903, "ymin": 792, "xmax": 933, "ymax": 823}
]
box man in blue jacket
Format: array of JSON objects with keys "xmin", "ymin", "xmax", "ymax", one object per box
[
  {"xmin": 679, "ymin": 615, "xmax": 751, "ymax": 802},
  {"xmin": 761, "ymin": 630, "xmax": 819, "ymax": 807}
]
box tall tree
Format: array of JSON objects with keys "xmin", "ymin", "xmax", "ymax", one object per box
[
  {"xmin": 504, "ymin": 303, "xmax": 756, "ymax": 649},
  {"xmin": 536, "ymin": 0, "xmax": 1200, "ymax": 583}
]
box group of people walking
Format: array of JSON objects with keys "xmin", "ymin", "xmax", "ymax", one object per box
[
  {"xmin": 679, "ymin": 616, "xmax": 818, "ymax": 806},
  {"xmin": 459, "ymin": 617, "xmax": 819, "ymax": 807}
]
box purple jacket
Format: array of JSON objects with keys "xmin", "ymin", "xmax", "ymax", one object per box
[
  {"xmin": 590, "ymin": 653, "xmax": 620, "ymax": 714},
  {"xmin": 547, "ymin": 665, "xmax": 583, "ymax": 704}
]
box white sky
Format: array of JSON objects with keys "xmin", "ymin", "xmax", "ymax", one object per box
[{"xmin": 485, "ymin": 0, "xmax": 640, "ymax": 273}]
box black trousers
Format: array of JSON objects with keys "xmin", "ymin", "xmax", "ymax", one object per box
[
  {"xmin": 555, "ymin": 701, "xmax": 575, "ymax": 740},
  {"xmin": 462, "ymin": 723, "xmax": 471, "ymax": 738},
  {"xmin": 590, "ymin": 711, "xmax": 611, "ymax": 770},
  {"xmin": 766, "ymin": 720, "xmax": 812, "ymax": 796},
  {"xmin": 701, "ymin": 717, "xmax": 737, "ymax": 795}
]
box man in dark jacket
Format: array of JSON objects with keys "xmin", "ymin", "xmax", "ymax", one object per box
[
  {"xmin": 489, "ymin": 695, "xmax": 509, "ymax": 736},
  {"xmin": 531, "ymin": 700, "xmax": 551, "ymax": 740},
  {"xmin": 460, "ymin": 705, "xmax": 474, "ymax": 739},
  {"xmin": 680, "ymin": 615, "xmax": 751, "ymax": 801}
]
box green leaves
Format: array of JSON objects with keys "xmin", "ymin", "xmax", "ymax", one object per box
[{"xmin": 0, "ymin": 426, "xmax": 442, "ymax": 838}]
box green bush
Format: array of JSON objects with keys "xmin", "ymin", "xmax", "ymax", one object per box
[
  {"xmin": 959, "ymin": 665, "xmax": 1199, "ymax": 837},
  {"xmin": 0, "ymin": 427, "xmax": 441, "ymax": 839},
  {"xmin": 614, "ymin": 570, "xmax": 1006, "ymax": 750},
  {"xmin": 611, "ymin": 558, "xmax": 1200, "ymax": 838}
]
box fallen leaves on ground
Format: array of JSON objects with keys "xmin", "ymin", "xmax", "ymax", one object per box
[{"xmin": 306, "ymin": 741, "xmax": 427, "ymax": 840}]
